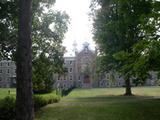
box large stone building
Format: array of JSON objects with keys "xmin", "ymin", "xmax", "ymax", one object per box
[
  {"xmin": 55, "ymin": 42, "xmax": 158, "ymax": 90},
  {"xmin": 55, "ymin": 42, "xmax": 97, "ymax": 89},
  {"xmin": 0, "ymin": 60, "xmax": 16, "ymax": 87}
]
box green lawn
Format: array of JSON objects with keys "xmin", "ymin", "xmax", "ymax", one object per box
[
  {"xmin": 35, "ymin": 86, "xmax": 160, "ymax": 120},
  {"xmin": 0, "ymin": 88, "xmax": 16, "ymax": 99},
  {"xmin": 0, "ymin": 88, "xmax": 59, "ymax": 101}
]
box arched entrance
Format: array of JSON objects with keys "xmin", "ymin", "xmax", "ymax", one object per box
[{"xmin": 83, "ymin": 75, "xmax": 91, "ymax": 88}]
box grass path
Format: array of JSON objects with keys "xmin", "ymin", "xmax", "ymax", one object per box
[{"xmin": 35, "ymin": 87, "xmax": 160, "ymax": 120}]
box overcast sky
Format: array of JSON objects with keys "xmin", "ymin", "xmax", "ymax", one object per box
[{"xmin": 54, "ymin": 0, "xmax": 95, "ymax": 56}]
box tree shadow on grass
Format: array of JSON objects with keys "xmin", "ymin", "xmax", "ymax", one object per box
[
  {"xmin": 67, "ymin": 94, "xmax": 160, "ymax": 103},
  {"xmin": 36, "ymin": 94, "xmax": 160, "ymax": 120}
]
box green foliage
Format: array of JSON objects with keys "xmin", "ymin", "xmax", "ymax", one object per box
[
  {"xmin": 156, "ymin": 79, "xmax": 160, "ymax": 86},
  {"xmin": 33, "ymin": 53, "xmax": 55, "ymax": 92},
  {"xmin": 34, "ymin": 96, "xmax": 48, "ymax": 111},
  {"xmin": 131, "ymin": 40, "xmax": 160, "ymax": 82},
  {"xmin": 0, "ymin": 96, "xmax": 16, "ymax": 120},
  {"xmin": 0, "ymin": 0, "xmax": 69, "ymax": 60},
  {"xmin": 34, "ymin": 93, "xmax": 60, "ymax": 111},
  {"xmin": 31, "ymin": 1, "xmax": 69, "ymax": 93},
  {"xmin": 113, "ymin": 51, "xmax": 130, "ymax": 61},
  {"xmin": 0, "ymin": 0, "xmax": 18, "ymax": 59},
  {"xmin": 0, "ymin": 90, "xmax": 60, "ymax": 119},
  {"xmin": 91, "ymin": 0, "xmax": 160, "ymax": 87}
]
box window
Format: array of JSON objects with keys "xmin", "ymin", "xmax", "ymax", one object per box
[
  {"xmin": 69, "ymin": 68, "xmax": 72, "ymax": 73},
  {"xmin": 65, "ymin": 60, "xmax": 69, "ymax": 64},
  {"xmin": 0, "ymin": 63, "xmax": 2, "ymax": 66},
  {"xmin": 7, "ymin": 69, "xmax": 9, "ymax": 73},
  {"xmin": 8, "ymin": 63, "xmax": 10, "ymax": 66},
  {"xmin": 64, "ymin": 75, "xmax": 66, "ymax": 81},
  {"xmin": 0, "ymin": 77, "xmax": 2, "ymax": 81},
  {"xmin": 69, "ymin": 75, "xmax": 72, "ymax": 81},
  {"xmin": 78, "ymin": 76, "xmax": 81, "ymax": 80},
  {"xmin": 58, "ymin": 75, "xmax": 60, "ymax": 80},
  {"xmin": 69, "ymin": 61, "xmax": 72, "ymax": 65},
  {"xmin": 64, "ymin": 67, "xmax": 68, "ymax": 73},
  {"xmin": 148, "ymin": 74, "xmax": 153, "ymax": 80},
  {"xmin": 0, "ymin": 69, "xmax": 2, "ymax": 73}
]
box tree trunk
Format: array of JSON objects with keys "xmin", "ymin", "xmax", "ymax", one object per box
[
  {"xmin": 16, "ymin": 0, "xmax": 34, "ymax": 120},
  {"xmin": 124, "ymin": 77, "xmax": 132, "ymax": 96}
]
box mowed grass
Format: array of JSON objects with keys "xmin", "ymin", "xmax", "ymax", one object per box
[
  {"xmin": 67, "ymin": 86, "xmax": 160, "ymax": 98},
  {"xmin": 0, "ymin": 88, "xmax": 16, "ymax": 99},
  {"xmin": 35, "ymin": 86, "xmax": 160, "ymax": 120},
  {"xmin": 0, "ymin": 88, "xmax": 59, "ymax": 101}
]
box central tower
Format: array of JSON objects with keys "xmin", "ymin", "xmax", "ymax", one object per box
[{"xmin": 75, "ymin": 42, "xmax": 96, "ymax": 88}]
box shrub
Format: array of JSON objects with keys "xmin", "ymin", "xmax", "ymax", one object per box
[
  {"xmin": 0, "ymin": 96, "xmax": 16, "ymax": 120},
  {"xmin": 34, "ymin": 92, "xmax": 60, "ymax": 111},
  {"xmin": 0, "ymin": 91, "xmax": 60, "ymax": 119},
  {"xmin": 34, "ymin": 95, "xmax": 48, "ymax": 111}
]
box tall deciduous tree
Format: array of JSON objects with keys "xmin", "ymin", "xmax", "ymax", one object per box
[
  {"xmin": 16, "ymin": 0, "xmax": 34, "ymax": 120},
  {"xmin": 0, "ymin": 0, "xmax": 69, "ymax": 93},
  {"xmin": 91, "ymin": 0, "xmax": 159, "ymax": 95}
]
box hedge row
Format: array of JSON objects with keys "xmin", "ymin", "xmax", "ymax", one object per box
[
  {"xmin": 0, "ymin": 96, "xmax": 16, "ymax": 120},
  {"xmin": 0, "ymin": 92, "xmax": 60, "ymax": 120},
  {"xmin": 34, "ymin": 92, "xmax": 60, "ymax": 111}
]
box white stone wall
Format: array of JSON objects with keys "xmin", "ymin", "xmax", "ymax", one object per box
[
  {"xmin": 55, "ymin": 57, "xmax": 76, "ymax": 90},
  {"xmin": 0, "ymin": 60, "xmax": 16, "ymax": 87}
]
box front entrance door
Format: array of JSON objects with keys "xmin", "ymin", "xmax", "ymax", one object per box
[{"xmin": 83, "ymin": 75, "xmax": 91, "ymax": 88}]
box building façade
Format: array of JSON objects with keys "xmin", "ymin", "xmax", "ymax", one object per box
[
  {"xmin": 54, "ymin": 42, "xmax": 158, "ymax": 90},
  {"xmin": 54, "ymin": 42, "xmax": 97, "ymax": 89}
]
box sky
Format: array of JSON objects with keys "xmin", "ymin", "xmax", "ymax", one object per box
[{"xmin": 54, "ymin": 0, "xmax": 95, "ymax": 56}]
